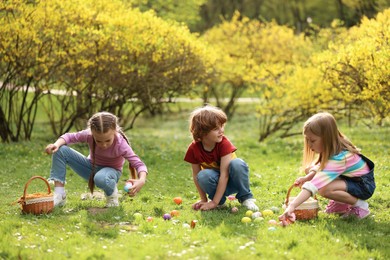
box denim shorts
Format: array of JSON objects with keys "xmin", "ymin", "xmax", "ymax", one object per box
[{"xmin": 340, "ymin": 154, "xmax": 376, "ymax": 200}]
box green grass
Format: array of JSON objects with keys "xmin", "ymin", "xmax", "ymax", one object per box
[{"xmin": 0, "ymin": 104, "xmax": 389, "ymax": 259}]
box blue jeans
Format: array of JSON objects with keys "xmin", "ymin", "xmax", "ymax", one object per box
[
  {"xmin": 196, "ymin": 158, "xmax": 254, "ymax": 205},
  {"xmin": 48, "ymin": 146, "xmax": 121, "ymax": 196}
]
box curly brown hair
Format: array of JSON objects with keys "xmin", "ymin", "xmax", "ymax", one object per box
[{"xmin": 189, "ymin": 105, "xmax": 227, "ymax": 141}]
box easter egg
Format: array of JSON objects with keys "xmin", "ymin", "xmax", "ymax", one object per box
[
  {"xmin": 245, "ymin": 210, "xmax": 253, "ymax": 217},
  {"xmin": 270, "ymin": 206, "xmax": 280, "ymax": 213},
  {"xmin": 251, "ymin": 212, "xmax": 262, "ymax": 219},
  {"xmin": 173, "ymin": 197, "xmax": 183, "ymax": 205},
  {"xmin": 133, "ymin": 212, "xmax": 143, "ymax": 220},
  {"xmin": 190, "ymin": 220, "xmax": 198, "ymax": 229},
  {"xmin": 163, "ymin": 213, "xmax": 171, "ymax": 220},
  {"xmin": 194, "ymin": 203, "xmax": 202, "ymax": 210},
  {"xmin": 170, "ymin": 210, "xmax": 180, "ymax": 217},
  {"xmin": 231, "ymin": 207, "xmax": 239, "ymax": 213},
  {"xmin": 146, "ymin": 216, "xmax": 153, "ymax": 222},
  {"xmin": 268, "ymin": 227, "xmax": 277, "ymax": 231},
  {"xmin": 124, "ymin": 181, "xmax": 133, "ymax": 192},
  {"xmin": 227, "ymin": 195, "xmax": 236, "ymax": 201},
  {"xmin": 182, "ymin": 223, "xmax": 190, "ymax": 229},
  {"xmin": 262, "ymin": 209, "xmax": 274, "ymax": 217},
  {"xmin": 253, "ymin": 217, "xmax": 264, "ymax": 222},
  {"xmin": 241, "ymin": 217, "xmax": 252, "ymax": 223},
  {"xmin": 268, "ymin": 219, "xmax": 278, "ymax": 226}
]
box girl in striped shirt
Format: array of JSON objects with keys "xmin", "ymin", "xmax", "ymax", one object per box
[{"xmin": 279, "ymin": 112, "xmax": 375, "ymax": 220}]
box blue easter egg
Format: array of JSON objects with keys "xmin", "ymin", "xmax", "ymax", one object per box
[{"xmin": 124, "ymin": 182, "xmax": 133, "ymax": 192}]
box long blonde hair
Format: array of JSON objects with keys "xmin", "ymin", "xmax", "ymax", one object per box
[{"xmin": 302, "ymin": 112, "xmax": 359, "ymax": 171}]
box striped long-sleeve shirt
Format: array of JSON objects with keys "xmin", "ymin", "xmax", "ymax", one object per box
[{"xmin": 302, "ymin": 150, "xmax": 370, "ymax": 195}]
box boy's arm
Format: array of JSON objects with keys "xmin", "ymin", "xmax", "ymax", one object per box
[
  {"xmin": 201, "ymin": 154, "xmax": 231, "ymax": 210},
  {"xmin": 192, "ymin": 164, "xmax": 208, "ymax": 202}
]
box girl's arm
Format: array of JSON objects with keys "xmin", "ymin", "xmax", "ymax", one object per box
[
  {"xmin": 200, "ymin": 153, "xmax": 231, "ymax": 211},
  {"xmin": 294, "ymin": 169, "xmax": 317, "ymax": 187},
  {"xmin": 279, "ymin": 189, "xmax": 312, "ymax": 220},
  {"xmin": 127, "ymin": 171, "xmax": 147, "ymax": 196},
  {"xmin": 45, "ymin": 138, "xmax": 66, "ymax": 154}
]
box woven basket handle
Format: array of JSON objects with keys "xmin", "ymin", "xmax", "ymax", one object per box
[
  {"xmin": 285, "ymin": 184, "xmax": 296, "ymax": 206},
  {"xmin": 22, "ymin": 176, "xmax": 52, "ymax": 200},
  {"xmin": 285, "ymin": 183, "xmax": 317, "ymax": 206}
]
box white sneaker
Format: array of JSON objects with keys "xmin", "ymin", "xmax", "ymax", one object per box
[
  {"xmin": 242, "ymin": 198, "xmax": 259, "ymax": 211},
  {"xmin": 105, "ymin": 186, "xmax": 119, "ymax": 207},
  {"xmin": 54, "ymin": 193, "xmax": 66, "ymax": 207}
]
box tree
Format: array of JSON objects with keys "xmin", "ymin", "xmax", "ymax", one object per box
[
  {"xmin": 0, "ymin": 0, "xmax": 215, "ymax": 140},
  {"xmin": 202, "ymin": 12, "xmax": 312, "ymax": 117},
  {"xmin": 318, "ymin": 9, "xmax": 390, "ymax": 126},
  {"xmin": 0, "ymin": 1, "xmax": 61, "ymax": 141},
  {"xmin": 125, "ymin": 0, "xmax": 207, "ymax": 32}
]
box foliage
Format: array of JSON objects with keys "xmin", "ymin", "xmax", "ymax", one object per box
[
  {"xmin": 194, "ymin": 0, "xmax": 390, "ymax": 33},
  {"xmin": 0, "ymin": 1, "xmax": 51, "ymax": 142},
  {"xmin": 317, "ymin": 9, "xmax": 390, "ymax": 126},
  {"xmin": 255, "ymin": 64, "xmax": 336, "ymax": 141},
  {"xmin": 202, "ymin": 12, "xmax": 315, "ymax": 138},
  {"xmin": 127, "ymin": 0, "xmax": 207, "ymax": 32},
  {"xmin": 0, "ymin": 0, "xmax": 214, "ymax": 139},
  {"xmin": 0, "ymin": 106, "xmax": 389, "ymax": 259}
]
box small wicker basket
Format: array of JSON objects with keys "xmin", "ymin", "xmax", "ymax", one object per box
[
  {"xmin": 18, "ymin": 176, "xmax": 54, "ymax": 215},
  {"xmin": 284, "ymin": 184, "xmax": 319, "ymax": 220}
]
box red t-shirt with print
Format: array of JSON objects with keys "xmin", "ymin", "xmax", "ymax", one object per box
[{"xmin": 184, "ymin": 136, "xmax": 237, "ymax": 170}]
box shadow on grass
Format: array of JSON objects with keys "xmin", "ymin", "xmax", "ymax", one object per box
[{"xmin": 324, "ymin": 216, "xmax": 390, "ymax": 256}]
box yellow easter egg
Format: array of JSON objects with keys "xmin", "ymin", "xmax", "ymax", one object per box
[
  {"xmin": 262, "ymin": 209, "xmax": 274, "ymax": 217},
  {"xmin": 245, "ymin": 210, "xmax": 253, "ymax": 217},
  {"xmin": 241, "ymin": 217, "xmax": 252, "ymax": 223}
]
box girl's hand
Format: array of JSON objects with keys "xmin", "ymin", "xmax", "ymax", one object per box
[
  {"xmin": 279, "ymin": 205, "xmax": 296, "ymax": 222},
  {"xmin": 126, "ymin": 179, "xmax": 145, "ymax": 197},
  {"xmin": 294, "ymin": 177, "xmax": 307, "ymax": 187},
  {"xmin": 45, "ymin": 144, "xmax": 58, "ymax": 154},
  {"xmin": 200, "ymin": 200, "xmax": 218, "ymax": 211}
]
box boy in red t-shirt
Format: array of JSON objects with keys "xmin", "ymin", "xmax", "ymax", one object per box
[{"xmin": 184, "ymin": 105, "xmax": 259, "ymax": 211}]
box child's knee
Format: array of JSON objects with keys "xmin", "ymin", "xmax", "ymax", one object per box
[
  {"xmin": 229, "ymin": 158, "xmax": 248, "ymax": 174},
  {"xmin": 197, "ymin": 171, "xmax": 209, "ymax": 184}
]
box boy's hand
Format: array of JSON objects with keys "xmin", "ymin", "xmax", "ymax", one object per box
[
  {"xmin": 192, "ymin": 200, "xmax": 207, "ymax": 210},
  {"xmin": 200, "ymin": 201, "xmax": 218, "ymax": 211}
]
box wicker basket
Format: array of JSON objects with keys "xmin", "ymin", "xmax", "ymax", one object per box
[
  {"xmin": 18, "ymin": 176, "xmax": 54, "ymax": 215},
  {"xmin": 284, "ymin": 184, "xmax": 319, "ymax": 220}
]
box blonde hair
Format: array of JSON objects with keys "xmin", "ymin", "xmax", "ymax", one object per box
[
  {"xmin": 189, "ymin": 105, "xmax": 227, "ymax": 141},
  {"xmin": 302, "ymin": 112, "xmax": 359, "ymax": 170}
]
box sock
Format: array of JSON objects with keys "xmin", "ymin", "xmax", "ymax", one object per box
[
  {"xmin": 353, "ymin": 199, "xmax": 368, "ymax": 210},
  {"xmin": 54, "ymin": 187, "xmax": 65, "ymax": 195}
]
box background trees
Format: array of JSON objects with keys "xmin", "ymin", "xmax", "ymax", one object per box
[
  {"xmin": 0, "ymin": 0, "xmax": 388, "ymax": 142},
  {"xmin": 0, "ymin": 0, "xmax": 214, "ymax": 141}
]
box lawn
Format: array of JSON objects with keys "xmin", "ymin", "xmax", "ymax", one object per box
[{"xmin": 0, "ymin": 103, "xmax": 389, "ymax": 259}]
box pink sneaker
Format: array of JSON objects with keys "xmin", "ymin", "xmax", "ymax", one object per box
[
  {"xmin": 325, "ymin": 200, "xmax": 351, "ymax": 214},
  {"xmin": 341, "ymin": 207, "xmax": 370, "ymax": 219}
]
